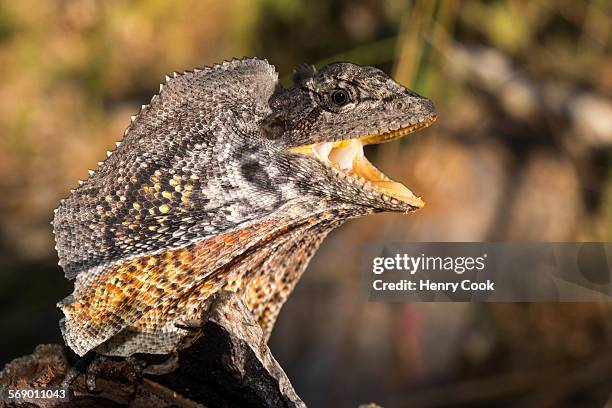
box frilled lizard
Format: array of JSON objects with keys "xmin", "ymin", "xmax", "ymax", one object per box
[{"xmin": 53, "ymin": 58, "xmax": 436, "ymax": 358}]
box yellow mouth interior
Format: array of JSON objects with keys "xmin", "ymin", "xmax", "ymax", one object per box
[{"xmin": 289, "ymin": 118, "xmax": 435, "ymax": 208}]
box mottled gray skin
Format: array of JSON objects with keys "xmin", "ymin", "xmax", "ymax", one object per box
[{"xmin": 53, "ymin": 58, "xmax": 435, "ymax": 357}]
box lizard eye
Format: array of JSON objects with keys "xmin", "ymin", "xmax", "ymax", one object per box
[{"xmin": 330, "ymin": 89, "xmax": 350, "ymax": 106}]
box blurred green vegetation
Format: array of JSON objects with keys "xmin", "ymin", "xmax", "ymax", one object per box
[{"xmin": 0, "ymin": 0, "xmax": 610, "ymax": 406}]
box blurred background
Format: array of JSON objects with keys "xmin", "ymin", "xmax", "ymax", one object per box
[{"xmin": 0, "ymin": 0, "xmax": 611, "ymax": 406}]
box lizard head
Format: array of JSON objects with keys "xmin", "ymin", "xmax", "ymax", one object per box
[{"xmin": 261, "ymin": 62, "xmax": 436, "ymax": 213}]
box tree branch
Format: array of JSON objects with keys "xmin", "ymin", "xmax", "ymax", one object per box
[{"xmin": 0, "ymin": 291, "xmax": 305, "ymax": 408}]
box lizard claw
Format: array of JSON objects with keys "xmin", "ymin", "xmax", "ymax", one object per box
[{"xmin": 141, "ymin": 352, "xmax": 180, "ymax": 376}]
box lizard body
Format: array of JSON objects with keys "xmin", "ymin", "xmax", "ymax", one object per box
[{"xmin": 53, "ymin": 58, "xmax": 436, "ymax": 357}]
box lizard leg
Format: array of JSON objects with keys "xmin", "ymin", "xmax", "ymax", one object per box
[
  {"xmin": 141, "ymin": 352, "xmax": 180, "ymax": 376},
  {"xmin": 60, "ymin": 350, "xmax": 97, "ymax": 389},
  {"xmin": 60, "ymin": 351, "xmax": 107, "ymax": 393},
  {"xmin": 85, "ymin": 355, "xmax": 108, "ymax": 392},
  {"xmin": 61, "ymin": 349, "xmax": 177, "ymax": 394}
]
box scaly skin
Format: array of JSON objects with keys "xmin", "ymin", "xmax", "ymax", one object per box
[{"xmin": 52, "ymin": 58, "xmax": 436, "ymax": 357}]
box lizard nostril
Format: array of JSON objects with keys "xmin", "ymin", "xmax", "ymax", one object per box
[{"xmin": 393, "ymin": 101, "xmax": 405, "ymax": 110}]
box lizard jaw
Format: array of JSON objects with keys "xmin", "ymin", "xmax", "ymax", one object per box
[{"xmin": 289, "ymin": 116, "xmax": 436, "ymax": 208}]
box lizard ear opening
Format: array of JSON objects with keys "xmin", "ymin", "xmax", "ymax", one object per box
[
  {"xmin": 260, "ymin": 112, "xmax": 287, "ymax": 140},
  {"xmin": 292, "ymin": 63, "xmax": 316, "ymax": 86}
]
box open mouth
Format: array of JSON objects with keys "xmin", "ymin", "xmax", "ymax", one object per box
[{"xmin": 289, "ymin": 115, "xmax": 436, "ymax": 208}]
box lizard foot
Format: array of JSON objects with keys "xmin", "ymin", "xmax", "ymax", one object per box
[
  {"xmin": 60, "ymin": 352, "xmax": 91, "ymax": 389},
  {"xmin": 60, "ymin": 351, "xmax": 105, "ymax": 393}
]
